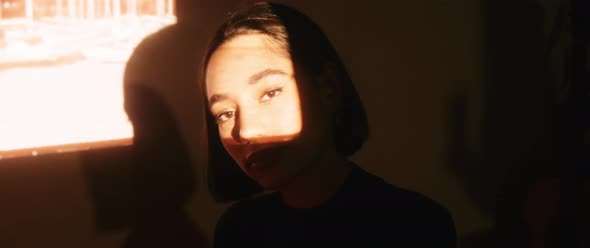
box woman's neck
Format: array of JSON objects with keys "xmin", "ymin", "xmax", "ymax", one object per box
[{"xmin": 278, "ymin": 149, "xmax": 353, "ymax": 209}]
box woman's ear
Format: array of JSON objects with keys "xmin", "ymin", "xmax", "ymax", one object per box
[{"xmin": 315, "ymin": 63, "xmax": 343, "ymax": 112}]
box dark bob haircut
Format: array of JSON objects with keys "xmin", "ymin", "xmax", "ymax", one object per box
[{"xmin": 201, "ymin": 1, "xmax": 369, "ymax": 202}]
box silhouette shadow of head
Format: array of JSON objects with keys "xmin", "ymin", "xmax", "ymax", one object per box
[
  {"xmin": 117, "ymin": 23, "xmax": 210, "ymax": 247},
  {"xmin": 121, "ymin": 82, "xmax": 205, "ymax": 247},
  {"xmin": 80, "ymin": 25, "xmax": 209, "ymax": 245}
]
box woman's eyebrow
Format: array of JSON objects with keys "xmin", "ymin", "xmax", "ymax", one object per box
[
  {"xmin": 248, "ymin": 69, "xmax": 288, "ymax": 85},
  {"xmin": 209, "ymin": 94, "xmax": 228, "ymax": 108}
]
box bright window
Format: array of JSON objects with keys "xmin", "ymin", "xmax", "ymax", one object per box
[{"xmin": 0, "ymin": 0, "xmax": 176, "ymax": 159}]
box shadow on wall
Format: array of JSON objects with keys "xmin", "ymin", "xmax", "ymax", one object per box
[
  {"xmin": 444, "ymin": 1, "xmax": 561, "ymax": 248},
  {"xmin": 80, "ymin": 23, "xmax": 209, "ymax": 247}
]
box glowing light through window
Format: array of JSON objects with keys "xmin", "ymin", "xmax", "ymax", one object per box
[{"xmin": 0, "ymin": 0, "xmax": 176, "ymax": 158}]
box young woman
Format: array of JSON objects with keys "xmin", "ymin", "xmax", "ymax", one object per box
[{"xmin": 201, "ymin": 2, "xmax": 456, "ymax": 247}]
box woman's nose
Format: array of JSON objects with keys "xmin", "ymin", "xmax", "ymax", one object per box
[{"xmin": 232, "ymin": 110, "xmax": 265, "ymax": 143}]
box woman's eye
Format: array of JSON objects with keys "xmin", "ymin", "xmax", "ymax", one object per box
[
  {"xmin": 216, "ymin": 111, "xmax": 235, "ymax": 123},
  {"xmin": 261, "ymin": 89, "xmax": 282, "ymax": 102}
]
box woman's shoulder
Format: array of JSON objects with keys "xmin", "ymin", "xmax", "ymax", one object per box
[
  {"xmin": 346, "ymin": 166, "xmax": 457, "ymax": 245},
  {"xmin": 217, "ymin": 192, "xmax": 280, "ymax": 223},
  {"xmin": 347, "ymin": 166, "xmax": 453, "ymax": 220}
]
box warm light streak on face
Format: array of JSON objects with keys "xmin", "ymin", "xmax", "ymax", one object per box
[
  {"xmin": 206, "ymin": 34, "xmax": 303, "ymax": 153},
  {"xmin": 206, "ymin": 34, "xmax": 305, "ymax": 188},
  {"xmin": 0, "ymin": 10, "xmax": 176, "ymax": 157}
]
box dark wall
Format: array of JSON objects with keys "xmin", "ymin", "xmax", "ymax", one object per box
[{"xmin": 279, "ymin": 0, "xmax": 488, "ymax": 233}]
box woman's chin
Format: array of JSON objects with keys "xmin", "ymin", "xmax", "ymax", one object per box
[
  {"xmin": 247, "ymin": 160, "xmax": 305, "ymax": 192},
  {"xmin": 252, "ymin": 175, "xmax": 281, "ymax": 190},
  {"xmin": 251, "ymin": 172, "xmax": 289, "ymax": 191}
]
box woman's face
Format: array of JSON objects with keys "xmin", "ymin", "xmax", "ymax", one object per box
[{"xmin": 206, "ymin": 34, "xmax": 331, "ymax": 189}]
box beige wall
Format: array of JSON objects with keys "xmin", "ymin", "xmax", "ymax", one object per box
[{"xmin": 3, "ymin": 0, "xmax": 543, "ymax": 247}]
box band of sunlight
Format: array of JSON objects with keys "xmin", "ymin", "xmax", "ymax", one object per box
[{"xmin": 0, "ymin": 0, "xmax": 176, "ymax": 156}]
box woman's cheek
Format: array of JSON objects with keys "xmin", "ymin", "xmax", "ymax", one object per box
[
  {"xmin": 282, "ymin": 97, "xmax": 303, "ymax": 136},
  {"xmin": 217, "ymin": 120, "xmax": 234, "ymax": 139}
]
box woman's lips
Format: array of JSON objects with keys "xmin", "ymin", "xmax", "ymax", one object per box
[{"xmin": 245, "ymin": 145, "xmax": 286, "ymax": 170}]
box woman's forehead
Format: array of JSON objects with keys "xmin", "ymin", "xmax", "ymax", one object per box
[
  {"xmin": 206, "ymin": 34, "xmax": 294, "ymax": 94},
  {"xmin": 221, "ymin": 33, "xmax": 279, "ymax": 49}
]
